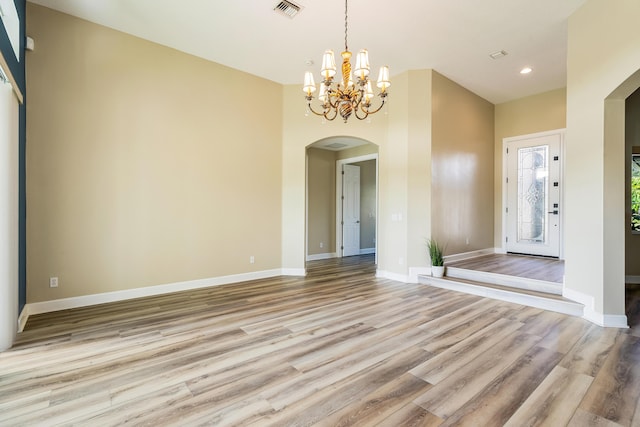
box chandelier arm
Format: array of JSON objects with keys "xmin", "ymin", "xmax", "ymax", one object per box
[
  {"xmin": 360, "ymin": 96, "xmax": 387, "ymax": 115},
  {"xmin": 354, "ymin": 108, "xmax": 369, "ymax": 120},
  {"xmin": 306, "ymin": 101, "xmax": 331, "ymax": 117},
  {"xmin": 325, "ymin": 91, "xmax": 341, "ymax": 109},
  {"xmin": 351, "ymin": 89, "xmax": 364, "ymax": 108},
  {"xmin": 324, "ymin": 107, "xmax": 339, "ymax": 121},
  {"xmin": 352, "ymin": 89, "xmax": 371, "ymax": 116}
]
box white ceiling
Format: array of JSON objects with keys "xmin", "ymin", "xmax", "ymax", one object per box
[{"xmin": 27, "ymin": 0, "xmax": 586, "ymax": 104}]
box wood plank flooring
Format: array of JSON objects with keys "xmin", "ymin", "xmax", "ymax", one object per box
[
  {"xmin": 1, "ymin": 254, "xmax": 639, "ymax": 426},
  {"xmin": 447, "ymin": 253, "xmax": 565, "ymax": 284}
]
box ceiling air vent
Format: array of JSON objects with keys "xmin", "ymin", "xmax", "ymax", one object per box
[
  {"xmin": 274, "ymin": 0, "xmax": 302, "ymax": 19},
  {"xmin": 325, "ymin": 142, "xmax": 348, "ymax": 150}
]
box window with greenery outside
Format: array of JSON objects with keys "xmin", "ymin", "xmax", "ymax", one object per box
[{"xmin": 633, "ymin": 154, "xmax": 640, "ymax": 233}]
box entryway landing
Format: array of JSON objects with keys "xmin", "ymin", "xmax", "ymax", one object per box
[{"xmin": 418, "ymin": 253, "xmax": 584, "ymax": 317}]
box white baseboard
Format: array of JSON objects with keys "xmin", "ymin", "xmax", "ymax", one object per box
[
  {"xmin": 19, "ymin": 268, "xmax": 294, "ymax": 323},
  {"xmin": 626, "ymin": 275, "xmax": 640, "ymax": 284},
  {"xmin": 443, "ymin": 248, "xmax": 496, "ymax": 263},
  {"xmin": 306, "ymin": 250, "xmax": 373, "ymax": 261},
  {"xmin": 599, "ymin": 314, "xmax": 630, "ymax": 328},
  {"xmin": 376, "ymin": 269, "xmax": 409, "ymax": 283},
  {"xmin": 378, "ymin": 250, "xmax": 494, "ymax": 285},
  {"xmin": 583, "ymin": 310, "xmax": 629, "ymax": 328},
  {"xmin": 306, "ymin": 252, "xmax": 338, "ymax": 261},
  {"xmin": 17, "ymin": 309, "xmax": 29, "ymax": 333},
  {"xmin": 281, "ymin": 268, "xmax": 306, "ymax": 276},
  {"xmin": 408, "ymin": 267, "xmax": 431, "ymax": 283},
  {"xmin": 563, "ymin": 287, "xmax": 629, "ymax": 328}
]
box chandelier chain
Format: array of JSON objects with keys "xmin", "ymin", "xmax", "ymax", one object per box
[{"xmin": 344, "ymin": 0, "xmax": 348, "ymax": 52}]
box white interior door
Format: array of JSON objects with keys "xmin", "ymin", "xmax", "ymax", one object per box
[
  {"xmin": 506, "ymin": 133, "xmax": 562, "ymax": 257},
  {"xmin": 342, "ymin": 164, "xmax": 360, "ymax": 257}
]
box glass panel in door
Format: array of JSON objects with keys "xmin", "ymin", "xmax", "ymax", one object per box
[{"xmin": 517, "ymin": 145, "xmax": 548, "ymax": 245}]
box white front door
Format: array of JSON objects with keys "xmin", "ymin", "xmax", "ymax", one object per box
[
  {"xmin": 506, "ymin": 133, "xmax": 562, "ymax": 257},
  {"xmin": 342, "ymin": 164, "xmax": 361, "ymax": 256}
]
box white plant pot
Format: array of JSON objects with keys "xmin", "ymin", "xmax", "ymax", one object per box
[{"xmin": 431, "ymin": 265, "xmax": 445, "ymax": 278}]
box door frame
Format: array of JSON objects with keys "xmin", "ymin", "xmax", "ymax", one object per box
[
  {"xmin": 336, "ymin": 153, "xmax": 378, "ymax": 261},
  {"xmin": 501, "ymin": 129, "xmax": 566, "ymax": 258}
]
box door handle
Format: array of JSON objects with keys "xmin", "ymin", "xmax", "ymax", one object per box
[{"xmin": 548, "ymin": 210, "xmax": 559, "ymax": 215}]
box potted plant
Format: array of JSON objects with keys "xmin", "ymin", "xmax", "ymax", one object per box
[{"xmin": 427, "ymin": 238, "xmax": 445, "ymax": 278}]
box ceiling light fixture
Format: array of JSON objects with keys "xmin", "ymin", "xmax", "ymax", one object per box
[
  {"xmin": 489, "ymin": 50, "xmax": 508, "ymax": 60},
  {"xmin": 302, "ymin": 0, "xmax": 390, "ymax": 123},
  {"xmin": 520, "ymin": 67, "xmax": 533, "ymax": 74}
]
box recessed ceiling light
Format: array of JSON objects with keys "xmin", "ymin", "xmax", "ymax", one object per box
[
  {"xmin": 489, "ymin": 50, "xmax": 508, "ymax": 60},
  {"xmin": 520, "ymin": 67, "xmax": 533, "ymax": 74}
]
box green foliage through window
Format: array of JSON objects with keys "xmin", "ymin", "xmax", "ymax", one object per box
[{"xmin": 632, "ymin": 154, "xmax": 640, "ymax": 233}]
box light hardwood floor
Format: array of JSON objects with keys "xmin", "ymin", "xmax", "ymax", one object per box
[
  {"xmin": 447, "ymin": 254, "xmax": 565, "ymax": 284},
  {"xmin": 1, "ymin": 255, "xmax": 639, "ymax": 426}
]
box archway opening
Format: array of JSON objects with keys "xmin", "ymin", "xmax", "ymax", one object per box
[
  {"xmin": 604, "ymin": 68, "xmax": 640, "ymax": 325},
  {"xmin": 305, "ymin": 136, "xmax": 379, "ymax": 265}
]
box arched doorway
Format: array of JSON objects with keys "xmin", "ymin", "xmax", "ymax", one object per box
[
  {"xmin": 305, "ymin": 137, "xmax": 379, "ymax": 264},
  {"xmin": 604, "ymin": 68, "xmax": 640, "ymax": 324}
]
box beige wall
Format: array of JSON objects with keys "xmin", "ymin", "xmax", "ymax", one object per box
[
  {"xmin": 22, "ymin": 0, "xmax": 640, "ymax": 328},
  {"xmin": 494, "ymin": 89, "xmax": 567, "ymax": 248},
  {"xmin": 431, "ymin": 71, "xmax": 495, "ymax": 255},
  {"xmin": 26, "ymin": 5, "xmax": 283, "ymax": 302},
  {"xmin": 625, "ymin": 90, "xmax": 640, "ymax": 277},
  {"xmin": 565, "ymin": 0, "xmax": 640, "ymax": 319},
  {"xmin": 382, "ymin": 70, "xmax": 432, "ymax": 272},
  {"xmin": 306, "ymin": 148, "xmax": 336, "ymax": 255}
]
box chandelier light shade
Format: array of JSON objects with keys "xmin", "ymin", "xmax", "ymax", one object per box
[{"xmin": 303, "ymin": 0, "xmax": 390, "ymax": 123}]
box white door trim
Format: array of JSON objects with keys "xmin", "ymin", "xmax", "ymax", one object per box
[
  {"xmin": 336, "ymin": 153, "xmax": 378, "ymax": 261},
  {"xmin": 501, "ymin": 129, "xmax": 565, "ymax": 258}
]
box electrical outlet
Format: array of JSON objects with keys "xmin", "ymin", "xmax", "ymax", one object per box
[
  {"xmin": 250, "ymin": 256, "xmax": 255, "ymax": 264},
  {"xmin": 320, "ymin": 242, "xmax": 324, "ymax": 249},
  {"xmin": 49, "ymin": 277, "xmax": 58, "ymax": 288}
]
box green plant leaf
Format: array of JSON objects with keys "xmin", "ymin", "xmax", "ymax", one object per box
[{"xmin": 426, "ymin": 238, "xmax": 445, "ymax": 266}]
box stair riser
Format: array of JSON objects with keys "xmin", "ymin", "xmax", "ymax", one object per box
[
  {"xmin": 419, "ymin": 276, "xmax": 584, "ymax": 317},
  {"xmin": 446, "ymin": 267, "xmax": 563, "ymax": 295}
]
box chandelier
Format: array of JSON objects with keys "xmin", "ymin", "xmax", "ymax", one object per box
[{"xmin": 302, "ymin": 0, "xmax": 390, "ymax": 123}]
